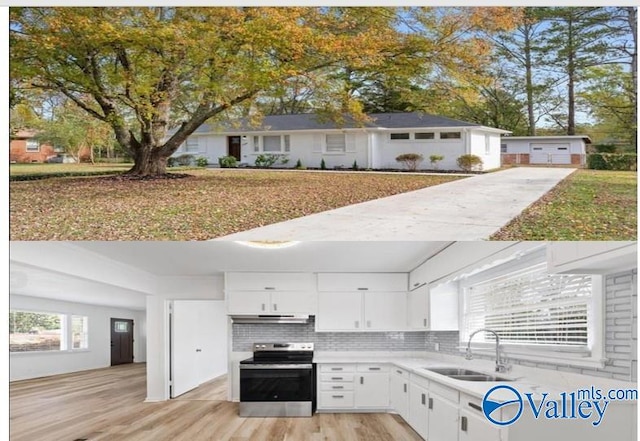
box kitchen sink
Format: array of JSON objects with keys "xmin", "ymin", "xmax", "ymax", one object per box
[{"xmin": 425, "ymin": 367, "xmax": 513, "ymax": 382}]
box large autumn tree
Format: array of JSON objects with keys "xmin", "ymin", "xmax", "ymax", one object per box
[{"xmin": 10, "ymin": 7, "xmax": 407, "ymax": 176}]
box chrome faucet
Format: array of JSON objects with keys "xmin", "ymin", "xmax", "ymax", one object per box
[{"xmin": 465, "ymin": 328, "xmax": 510, "ymax": 373}]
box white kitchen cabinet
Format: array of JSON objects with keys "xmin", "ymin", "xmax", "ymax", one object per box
[
  {"xmin": 459, "ymin": 408, "xmax": 502, "ymax": 441},
  {"xmin": 317, "ymin": 291, "xmax": 408, "ymax": 332},
  {"xmin": 389, "ymin": 368, "xmax": 410, "ymax": 421},
  {"xmin": 547, "ymin": 241, "xmax": 637, "ymax": 274},
  {"xmin": 226, "ymin": 291, "xmax": 315, "ymax": 314},
  {"xmin": 317, "ymin": 292, "xmax": 363, "ymax": 331},
  {"xmin": 428, "ymin": 389, "xmax": 459, "ymax": 441},
  {"xmin": 409, "ymin": 380, "xmax": 429, "ymax": 440},
  {"xmin": 364, "ymin": 292, "xmax": 407, "ymax": 330},
  {"xmin": 317, "ymin": 273, "xmax": 407, "ymax": 292},
  {"xmin": 408, "ymin": 285, "xmax": 429, "ymax": 330},
  {"xmin": 355, "ymin": 365, "xmax": 389, "ymax": 408},
  {"xmin": 225, "ymin": 272, "xmax": 314, "ymax": 291},
  {"xmin": 429, "ymin": 281, "xmax": 459, "ymax": 331},
  {"xmin": 409, "ymin": 260, "xmax": 429, "ymax": 291}
]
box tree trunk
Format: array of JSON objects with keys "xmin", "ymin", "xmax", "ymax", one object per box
[
  {"xmin": 567, "ymin": 16, "xmax": 576, "ymax": 136},
  {"xmin": 524, "ymin": 24, "xmax": 536, "ymax": 136},
  {"xmin": 126, "ymin": 142, "xmax": 169, "ymax": 175}
]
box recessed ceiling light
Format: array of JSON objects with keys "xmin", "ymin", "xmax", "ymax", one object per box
[{"xmin": 236, "ymin": 241, "xmax": 301, "ymax": 249}]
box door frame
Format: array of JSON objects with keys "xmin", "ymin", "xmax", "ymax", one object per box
[
  {"xmin": 110, "ymin": 318, "xmax": 134, "ymax": 366},
  {"xmin": 227, "ymin": 136, "xmax": 242, "ymax": 161}
]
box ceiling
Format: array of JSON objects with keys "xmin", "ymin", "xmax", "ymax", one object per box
[
  {"xmin": 71, "ymin": 241, "xmax": 451, "ymax": 275},
  {"xmin": 9, "ymin": 241, "xmax": 452, "ymax": 310}
]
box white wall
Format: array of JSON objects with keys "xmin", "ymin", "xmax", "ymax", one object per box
[
  {"xmin": 469, "ymin": 131, "xmax": 501, "ymax": 170},
  {"xmin": 145, "ymin": 275, "xmax": 225, "ymax": 402},
  {"xmin": 10, "ymin": 294, "xmax": 146, "ymax": 381},
  {"xmin": 373, "ymin": 132, "xmax": 466, "ymax": 170}
]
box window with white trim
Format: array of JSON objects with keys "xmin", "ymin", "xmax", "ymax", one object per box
[
  {"xmin": 325, "ymin": 134, "xmax": 346, "ymax": 153},
  {"xmin": 185, "ymin": 137, "xmax": 199, "ymax": 152},
  {"xmin": 390, "ymin": 133, "xmax": 410, "ymax": 140},
  {"xmin": 501, "ymin": 143, "xmax": 507, "ymax": 153},
  {"xmin": 460, "ymin": 247, "xmax": 603, "ymax": 366},
  {"xmin": 252, "ymin": 135, "xmax": 291, "ymax": 153},
  {"xmin": 440, "ymin": 132, "xmax": 461, "ymax": 139},
  {"xmin": 26, "ymin": 140, "xmax": 40, "ymax": 152},
  {"xmin": 253, "ymin": 136, "xmax": 260, "ymax": 152},
  {"xmin": 415, "ymin": 132, "xmax": 435, "ymax": 140},
  {"xmin": 263, "ymin": 135, "xmax": 281, "ymax": 152},
  {"xmin": 9, "ymin": 310, "xmax": 89, "ymax": 353},
  {"xmin": 485, "ymin": 135, "xmax": 491, "ymax": 154}
]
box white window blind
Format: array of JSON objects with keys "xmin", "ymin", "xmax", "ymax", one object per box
[
  {"xmin": 185, "ymin": 137, "xmax": 199, "ymax": 152},
  {"xmin": 263, "ymin": 135, "xmax": 281, "ymax": 152},
  {"xmin": 463, "ymin": 263, "xmax": 592, "ymax": 349},
  {"xmin": 326, "ymin": 134, "xmax": 346, "ymax": 152}
]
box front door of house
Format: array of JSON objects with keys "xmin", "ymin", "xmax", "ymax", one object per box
[
  {"xmin": 228, "ymin": 136, "xmax": 241, "ymax": 161},
  {"xmin": 110, "ymin": 318, "xmax": 134, "ymax": 366}
]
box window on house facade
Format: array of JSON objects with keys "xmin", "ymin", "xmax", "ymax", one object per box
[
  {"xmin": 263, "ymin": 135, "xmax": 282, "ymax": 152},
  {"xmin": 26, "ymin": 140, "xmax": 40, "ymax": 152},
  {"xmin": 283, "ymin": 135, "xmax": 291, "ymax": 152},
  {"xmin": 253, "ymin": 136, "xmax": 260, "ymax": 152},
  {"xmin": 254, "ymin": 135, "xmax": 290, "ymax": 153},
  {"xmin": 185, "ymin": 137, "xmax": 199, "ymax": 152},
  {"xmin": 390, "ymin": 133, "xmax": 410, "ymax": 140},
  {"xmin": 9, "ymin": 310, "xmax": 89, "ymax": 353},
  {"xmin": 501, "ymin": 144, "xmax": 507, "ymax": 153},
  {"xmin": 415, "ymin": 132, "xmax": 435, "ymax": 140},
  {"xmin": 326, "ymin": 134, "xmax": 346, "ymax": 153},
  {"xmin": 440, "ymin": 132, "xmax": 461, "ymax": 139},
  {"xmin": 460, "ymin": 247, "xmax": 602, "ymax": 365},
  {"xmin": 485, "ymin": 135, "xmax": 491, "ymax": 154}
]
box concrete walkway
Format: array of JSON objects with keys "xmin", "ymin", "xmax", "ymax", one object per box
[{"xmin": 217, "ymin": 167, "xmax": 577, "ymax": 241}]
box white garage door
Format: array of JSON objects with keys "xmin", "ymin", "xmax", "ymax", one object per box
[{"xmin": 530, "ymin": 143, "xmax": 571, "ymax": 164}]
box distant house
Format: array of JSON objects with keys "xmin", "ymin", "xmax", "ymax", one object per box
[
  {"xmin": 500, "ymin": 135, "xmax": 591, "ymax": 166},
  {"xmin": 10, "ymin": 130, "xmax": 58, "ymax": 163},
  {"xmin": 172, "ymin": 112, "xmax": 510, "ymax": 171}
]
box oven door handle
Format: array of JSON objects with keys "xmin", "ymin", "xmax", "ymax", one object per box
[{"xmin": 240, "ymin": 364, "xmax": 313, "ymax": 370}]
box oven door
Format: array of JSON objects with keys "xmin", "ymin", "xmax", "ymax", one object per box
[{"xmin": 240, "ymin": 364, "xmax": 313, "ymax": 402}]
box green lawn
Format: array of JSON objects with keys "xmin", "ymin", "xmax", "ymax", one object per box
[
  {"xmin": 10, "ymin": 169, "xmax": 462, "ymax": 240},
  {"xmin": 9, "ymin": 163, "xmax": 134, "ymax": 176},
  {"xmin": 491, "ymin": 169, "xmax": 637, "ymax": 240}
]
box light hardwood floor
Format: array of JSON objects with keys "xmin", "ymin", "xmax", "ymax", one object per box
[{"xmin": 10, "ymin": 363, "xmax": 423, "ymax": 441}]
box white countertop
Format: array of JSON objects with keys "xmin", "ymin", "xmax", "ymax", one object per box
[{"xmin": 313, "ymin": 351, "xmax": 637, "ymax": 404}]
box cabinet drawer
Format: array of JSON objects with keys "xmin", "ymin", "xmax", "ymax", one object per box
[
  {"xmin": 320, "ymin": 373, "xmax": 354, "ymax": 383},
  {"xmin": 430, "ymin": 380, "xmax": 459, "ymax": 404},
  {"xmin": 320, "ymin": 382, "xmax": 355, "ymax": 392},
  {"xmin": 320, "ymin": 364, "xmax": 356, "ymax": 373},
  {"xmin": 410, "ymin": 373, "xmax": 430, "ymax": 390},
  {"xmin": 317, "ymin": 273, "xmax": 408, "ymax": 292},
  {"xmin": 357, "ymin": 364, "xmax": 389, "ymax": 373},
  {"xmin": 460, "ymin": 393, "xmax": 488, "ymax": 417},
  {"xmin": 391, "ymin": 367, "xmax": 410, "ymax": 379},
  {"xmin": 319, "ymin": 391, "xmax": 355, "ymax": 408}
]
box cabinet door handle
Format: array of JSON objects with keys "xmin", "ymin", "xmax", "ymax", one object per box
[
  {"xmin": 368, "ymin": 367, "xmax": 381, "ymax": 371},
  {"xmin": 261, "ymin": 303, "xmax": 266, "ymax": 311},
  {"xmin": 428, "ymin": 398, "xmax": 433, "ymax": 409},
  {"xmin": 331, "ymin": 377, "xmax": 343, "ymax": 380},
  {"xmin": 366, "ymin": 320, "xmax": 371, "ymax": 328},
  {"xmin": 273, "ymin": 303, "xmax": 278, "ymax": 311},
  {"xmin": 396, "ymin": 370, "xmax": 403, "ymax": 375},
  {"xmin": 421, "ymin": 393, "xmax": 426, "ymax": 406},
  {"xmin": 331, "ymin": 367, "xmax": 343, "ymax": 371},
  {"xmin": 355, "ymin": 321, "xmax": 359, "ymax": 328},
  {"xmin": 413, "ymin": 282, "xmax": 420, "ymax": 287},
  {"xmin": 360, "ymin": 376, "xmax": 364, "ymax": 385},
  {"xmin": 264, "ymin": 287, "xmax": 275, "ymax": 290},
  {"xmin": 195, "ymin": 349, "xmax": 202, "ymax": 352},
  {"xmin": 461, "ymin": 416, "xmax": 468, "ymax": 432},
  {"xmin": 332, "ymin": 386, "xmax": 344, "ymax": 390},
  {"xmin": 332, "ymin": 395, "xmax": 344, "ymax": 399},
  {"xmin": 357, "ymin": 287, "xmax": 369, "ymax": 291},
  {"xmin": 423, "ymin": 318, "xmax": 427, "ymax": 327},
  {"xmin": 403, "ymin": 383, "xmax": 407, "ymax": 393},
  {"xmin": 469, "ymin": 402, "xmax": 482, "ymax": 412}
]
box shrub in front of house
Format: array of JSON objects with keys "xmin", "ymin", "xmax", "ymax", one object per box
[
  {"xmin": 218, "ymin": 156, "xmax": 237, "ymax": 168},
  {"xmin": 395, "ymin": 153, "xmax": 424, "ymax": 171},
  {"xmin": 196, "ymin": 157, "xmax": 209, "ymax": 167},
  {"xmin": 320, "ymin": 158, "xmax": 326, "ymax": 170},
  {"xmin": 429, "ymin": 154, "xmax": 444, "ymax": 170},
  {"xmin": 456, "ymin": 154, "xmax": 483, "ymax": 172},
  {"xmin": 254, "ymin": 153, "xmax": 288, "ymax": 168},
  {"xmin": 587, "ymin": 153, "xmax": 637, "ymax": 171},
  {"xmin": 175, "ymin": 154, "xmax": 195, "ymax": 166}
]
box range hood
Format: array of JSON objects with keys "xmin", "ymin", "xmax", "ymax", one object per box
[{"xmin": 230, "ymin": 314, "xmax": 311, "ymax": 324}]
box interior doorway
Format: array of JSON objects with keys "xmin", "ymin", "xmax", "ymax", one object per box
[{"xmin": 111, "ymin": 318, "xmax": 134, "ymax": 366}]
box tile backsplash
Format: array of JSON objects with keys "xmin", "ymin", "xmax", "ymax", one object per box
[{"xmin": 232, "ymin": 317, "xmax": 427, "ymax": 352}]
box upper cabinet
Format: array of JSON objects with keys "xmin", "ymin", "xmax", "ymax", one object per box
[
  {"xmin": 317, "ymin": 273, "xmax": 407, "ymax": 292},
  {"xmin": 226, "ymin": 272, "xmax": 315, "ymax": 292},
  {"xmin": 316, "ymin": 291, "xmax": 408, "ymax": 332},
  {"xmin": 225, "ymin": 272, "xmax": 316, "ymax": 315},
  {"xmin": 547, "ymin": 242, "xmax": 637, "ymax": 274}
]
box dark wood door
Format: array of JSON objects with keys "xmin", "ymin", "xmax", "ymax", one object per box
[
  {"xmin": 111, "ymin": 318, "xmax": 134, "ymax": 366},
  {"xmin": 228, "ymin": 136, "xmax": 241, "ymax": 161}
]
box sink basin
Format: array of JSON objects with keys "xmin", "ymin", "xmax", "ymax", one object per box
[{"xmin": 425, "ymin": 367, "xmax": 513, "ymax": 382}]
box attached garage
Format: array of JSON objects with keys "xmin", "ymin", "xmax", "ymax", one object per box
[{"xmin": 501, "ymin": 135, "xmax": 591, "ymax": 166}]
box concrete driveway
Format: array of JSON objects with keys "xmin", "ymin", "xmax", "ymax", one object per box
[{"xmin": 217, "ymin": 167, "xmax": 577, "ymax": 241}]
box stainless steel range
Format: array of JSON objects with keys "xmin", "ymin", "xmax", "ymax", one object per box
[{"xmin": 239, "ymin": 342, "xmax": 315, "ymax": 417}]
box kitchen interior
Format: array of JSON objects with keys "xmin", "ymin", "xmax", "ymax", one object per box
[{"xmin": 8, "ymin": 240, "xmax": 638, "ymax": 440}]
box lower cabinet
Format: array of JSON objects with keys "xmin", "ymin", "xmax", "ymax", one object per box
[
  {"xmin": 408, "ymin": 379, "xmax": 429, "ymax": 440},
  {"xmin": 355, "ymin": 365, "xmax": 390, "ymax": 408},
  {"xmin": 428, "ymin": 387, "xmax": 460, "ymax": 441},
  {"xmin": 389, "ymin": 367, "xmax": 410, "ymax": 421},
  {"xmin": 459, "ymin": 408, "xmax": 503, "ymax": 441},
  {"xmin": 318, "ymin": 363, "xmax": 389, "ymax": 411}
]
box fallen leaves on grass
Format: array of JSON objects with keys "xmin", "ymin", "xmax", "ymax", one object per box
[
  {"xmin": 10, "ymin": 170, "xmax": 461, "ymax": 240},
  {"xmin": 491, "ymin": 170, "xmax": 637, "ymax": 240}
]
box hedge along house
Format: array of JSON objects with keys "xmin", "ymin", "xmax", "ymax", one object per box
[
  {"xmin": 500, "ymin": 135, "xmax": 591, "ymax": 166},
  {"xmin": 172, "ymin": 112, "xmax": 509, "ymax": 171}
]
